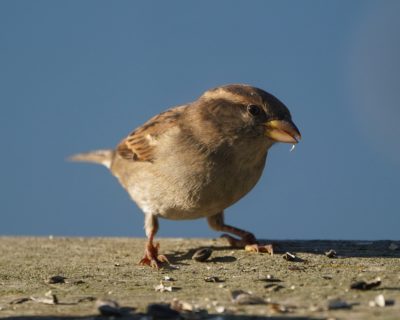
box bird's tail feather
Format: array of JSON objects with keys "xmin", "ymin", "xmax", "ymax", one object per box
[{"xmin": 68, "ymin": 149, "xmax": 113, "ymax": 169}]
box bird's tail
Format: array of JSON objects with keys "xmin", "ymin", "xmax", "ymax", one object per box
[{"xmin": 68, "ymin": 149, "xmax": 114, "ymax": 169}]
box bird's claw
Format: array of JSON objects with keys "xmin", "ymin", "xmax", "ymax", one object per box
[
  {"xmin": 139, "ymin": 254, "xmax": 169, "ymax": 269},
  {"xmin": 139, "ymin": 242, "xmax": 169, "ymax": 268},
  {"xmin": 245, "ymin": 244, "xmax": 274, "ymax": 255},
  {"xmin": 220, "ymin": 234, "xmax": 274, "ymax": 255}
]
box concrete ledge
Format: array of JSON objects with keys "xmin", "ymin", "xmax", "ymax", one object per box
[{"xmin": 0, "ymin": 237, "xmax": 399, "ymax": 319}]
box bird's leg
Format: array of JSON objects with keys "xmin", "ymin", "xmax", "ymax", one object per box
[
  {"xmin": 139, "ymin": 214, "xmax": 169, "ymax": 268},
  {"xmin": 207, "ymin": 212, "xmax": 273, "ymax": 254}
]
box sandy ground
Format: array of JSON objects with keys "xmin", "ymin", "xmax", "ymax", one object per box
[{"xmin": 0, "ymin": 237, "xmax": 399, "ymax": 320}]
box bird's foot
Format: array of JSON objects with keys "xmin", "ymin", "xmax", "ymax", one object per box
[
  {"xmin": 221, "ymin": 234, "xmax": 273, "ymax": 255},
  {"xmin": 245, "ymin": 243, "xmax": 274, "ymax": 255},
  {"xmin": 139, "ymin": 242, "xmax": 169, "ymax": 268}
]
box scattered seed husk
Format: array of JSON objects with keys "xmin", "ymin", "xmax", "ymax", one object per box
[
  {"xmin": 31, "ymin": 296, "xmax": 57, "ymax": 305},
  {"xmin": 327, "ymin": 299, "xmax": 352, "ymax": 310},
  {"xmin": 147, "ymin": 303, "xmax": 181, "ymax": 319},
  {"xmin": 29, "ymin": 290, "xmax": 58, "ymax": 305},
  {"xmin": 204, "ymin": 276, "xmax": 224, "ymax": 283},
  {"xmin": 192, "ymin": 248, "xmax": 212, "ymax": 262},
  {"xmin": 47, "ymin": 275, "xmax": 67, "ymax": 284},
  {"xmin": 325, "ymin": 249, "xmax": 337, "ymax": 258},
  {"xmin": 231, "ymin": 290, "xmax": 266, "ymax": 305},
  {"xmin": 350, "ymin": 277, "xmax": 381, "ymax": 290},
  {"xmin": 290, "ymin": 144, "xmax": 296, "ymax": 152},
  {"xmin": 96, "ymin": 299, "xmax": 123, "ymax": 317},
  {"xmin": 155, "ymin": 281, "xmax": 173, "ymax": 292},
  {"xmin": 283, "ymin": 252, "xmax": 303, "ymax": 262},
  {"xmin": 163, "ymin": 276, "xmax": 175, "ymax": 282},
  {"xmin": 265, "ymin": 284, "xmax": 285, "ymax": 292}
]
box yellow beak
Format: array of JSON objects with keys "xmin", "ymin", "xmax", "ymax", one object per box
[{"xmin": 264, "ymin": 119, "xmax": 301, "ymax": 144}]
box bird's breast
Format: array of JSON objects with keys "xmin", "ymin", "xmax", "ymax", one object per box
[{"xmin": 111, "ymin": 133, "xmax": 269, "ymax": 220}]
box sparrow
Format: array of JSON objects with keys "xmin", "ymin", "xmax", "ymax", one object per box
[{"xmin": 70, "ymin": 84, "xmax": 301, "ymax": 268}]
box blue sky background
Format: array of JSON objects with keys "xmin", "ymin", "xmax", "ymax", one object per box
[{"xmin": 1, "ymin": 1, "xmax": 399, "ymax": 239}]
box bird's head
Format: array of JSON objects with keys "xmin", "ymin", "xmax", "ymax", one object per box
[{"xmin": 196, "ymin": 84, "xmax": 301, "ymax": 145}]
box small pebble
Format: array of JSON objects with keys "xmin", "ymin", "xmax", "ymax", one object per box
[
  {"xmin": 374, "ymin": 294, "xmax": 385, "ymax": 307},
  {"xmin": 215, "ymin": 305, "xmax": 225, "ymax": 313},
  {"xmin": 192, "ymin": 248, "xmax": 212, "ymax": 262},
  {"xmin": 369, "ymin": 294, "xmax": 395, "ymax": 307}
]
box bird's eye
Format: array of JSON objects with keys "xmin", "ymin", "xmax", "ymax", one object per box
[{"xmin": 247, "ymin": 105, "xmax": 261, "ymax": 116}]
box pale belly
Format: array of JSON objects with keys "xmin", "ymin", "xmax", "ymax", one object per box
[{"xmin": 111, "ymin": 151, "xmax": 268, "ymax": 220}]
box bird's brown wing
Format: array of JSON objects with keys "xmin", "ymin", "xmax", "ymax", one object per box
[{"xmin": 116, "ymin": 105, "xmax": 187, "ymax": 162}]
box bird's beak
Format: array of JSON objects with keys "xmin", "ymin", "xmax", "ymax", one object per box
[{"xmin": 264, "ymin": 119, "xmax": 301, "ymax": 144}]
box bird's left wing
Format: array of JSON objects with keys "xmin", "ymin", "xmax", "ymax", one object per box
[{"xmin": 116, "ymin": 105, "xmax": 187, "ymax": 162}]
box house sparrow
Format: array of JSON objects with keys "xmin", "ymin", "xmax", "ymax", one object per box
[{"xmin": 70, "ymin": 84, "xmax": 301, "ymax": 268}]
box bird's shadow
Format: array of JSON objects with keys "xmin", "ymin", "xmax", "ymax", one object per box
[
  {"xmin": 165, "ymin": 239, "xmax": 400, "ymax": 265},
  {"xmin": 167, "ymin": 245, "xmax": 238, "ymax": 266}
]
